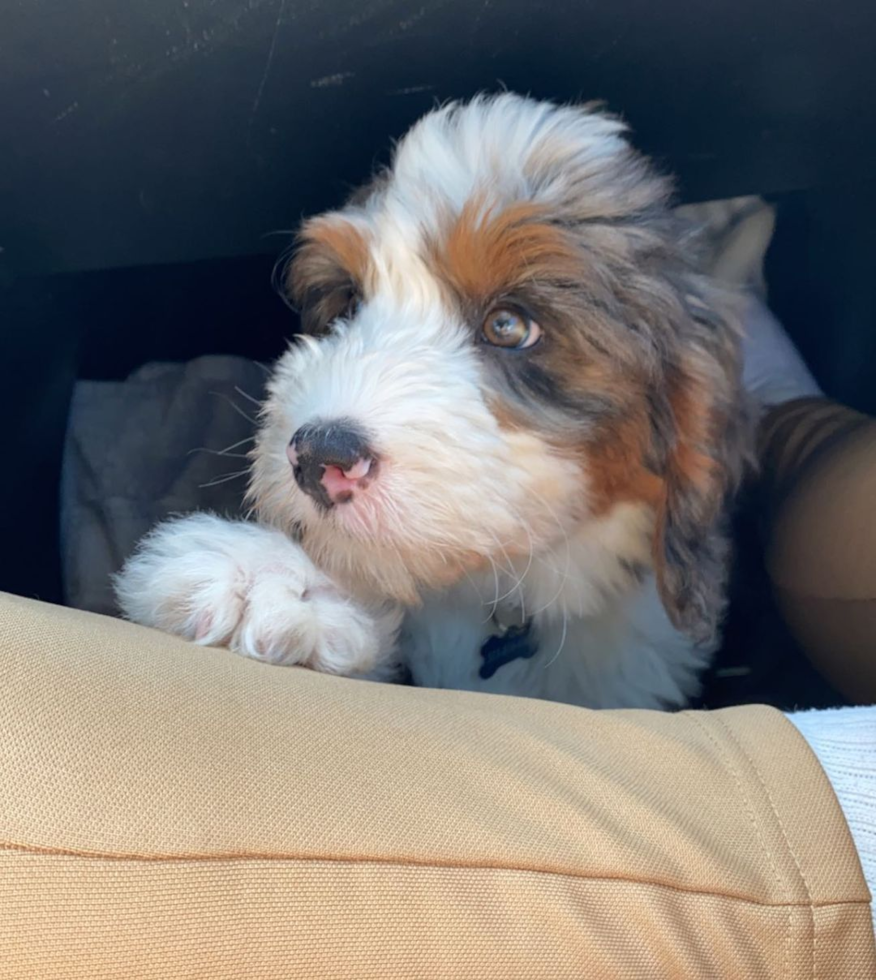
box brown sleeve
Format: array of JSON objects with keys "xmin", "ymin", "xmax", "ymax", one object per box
[
  {"xmin": 1, "ymin": 592, "xmax": 872, "ymax": 978},
  {"xmin": 759, "ymin": 397, "xmax": 876, "ymax": 702}
]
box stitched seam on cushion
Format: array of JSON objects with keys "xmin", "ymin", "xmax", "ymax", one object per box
[
  {"xmin": 713, "ymin": 714, "xmax": 818, "ymax": 980},
  {"xmin": 1, "ymin": 841, "xmax": 871, "ymax": 913},
  {"xmin": 685, "ymin": 711, "xmax": 792, "ymax": 980}
]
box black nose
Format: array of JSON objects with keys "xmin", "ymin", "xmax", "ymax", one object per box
[{"xmin": 287, "ymin": 420, "xmax": 374, "ymax": 509}]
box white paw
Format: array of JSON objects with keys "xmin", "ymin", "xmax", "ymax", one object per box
[{"xmin": 114, "ymin": 514, "xmax": 400, "ymax": 675}]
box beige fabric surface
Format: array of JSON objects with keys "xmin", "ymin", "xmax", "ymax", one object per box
[{"xmin": 0, "ymin": 593, "xmax": 873, "ymax": 978}]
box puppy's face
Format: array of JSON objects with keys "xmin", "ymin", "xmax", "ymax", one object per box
[{"xmin": 250, "ymin": 95, "xmax": 747, "ymax": 641}]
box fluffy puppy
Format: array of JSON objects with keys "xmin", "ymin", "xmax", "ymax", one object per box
[{"xmin": 116, "ymin": 94, "xmax": 749, "ymax": 709}]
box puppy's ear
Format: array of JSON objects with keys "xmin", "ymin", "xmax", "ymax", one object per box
[
  {"xmin": 277, "ymin": 217, "xmax": 371, "ymax": 334},
  {"xmin": 652, "ymin": 297, "xmax": 750, "ymax": 645}
]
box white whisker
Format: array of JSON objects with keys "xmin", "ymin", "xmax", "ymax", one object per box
[
  {"xmin": 210, "ymin": 391, "xmax": 259, "ymax": 426},
  {"xmin": 218, "ymin": 435, "xmax": 256, "ymax": 454},
  {"xmin": 493, "ymin": 520, "xmax": 535, "ymax": 620},
  {"xmin": 484, "ymin": 554, "xmax": 501, "ymax": 622},
  {"xmin": 198, "ymin": 469, "xmax": 249, "ymax": 489},
  {"xmin": 542, "ymin": 610, "xmax": 569, "ymax": 670},
  {"xmin": 526, "ymin": 487, "xmax": 573, "ymax": 618},
  {"xmin": 234, "ymin": 385, "xmax": 263, "ymax": 408},
  {"xmin": 188, "ymin": 448, "xmax": 251, "ymax": 460},
  {"xmin": 461, "ymin": 566, "xmax": 489, "ymax": 606}
]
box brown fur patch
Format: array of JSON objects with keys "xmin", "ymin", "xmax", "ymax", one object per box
[
  {"xmin": 441, "ymin": 200, "xmax": 670, "ymax": 520},
  {"xmin": 437, "ymin": 200, "xmax": 582, "ymax": 301},
  {"xmin": 651, "ymin": 348, "xmax": 748, "ymax": 643},
  {"xmin": 287, "ymin": 218, "xmax": 373, "ymax": 333},
  {"xmin": 665, "ymin": 368, "xmax": 723, "ymax": 506},
  {"xmin": 585, "ymin": 412, "xmax": 665, "ymax": 516},
  {"xmin": 438, "ymin": 199, "xmax": 654, "ymax": 441}
]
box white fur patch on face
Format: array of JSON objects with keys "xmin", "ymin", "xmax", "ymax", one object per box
[
  {"xmin": 251, "ymin": 284, "xmax": 585, "ymax": 602},
  {"xmin": 385, "ymin": 93, "xmax": 628, "ymax": 219}
]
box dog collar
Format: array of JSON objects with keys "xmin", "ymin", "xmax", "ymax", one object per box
[{"xmin": 479, "ymin": 618, "xmax": 538, "ymax": 679}]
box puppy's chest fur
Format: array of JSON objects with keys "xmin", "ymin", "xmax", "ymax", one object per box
[{"xmin": 401, "ymin": 502, "xmax": 712, "ymax": 709}]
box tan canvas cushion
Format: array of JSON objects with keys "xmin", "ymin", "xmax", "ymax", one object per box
[{"xmin": 0, "ymin": 592, "xmax": 873, "ymax": 978}]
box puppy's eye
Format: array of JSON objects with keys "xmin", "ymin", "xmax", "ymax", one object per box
[
  {"xmin": 482, "ymin": 307, "xmax": 542, "ymax": 349},
  {"xmin": 344, "ymin": 291, "xmax": 363, "ymax": 319}
]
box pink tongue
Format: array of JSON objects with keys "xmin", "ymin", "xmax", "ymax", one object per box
[
  {"xmin": 321, "ymin": 461, "xmax": 369, "ymax": 500},
  {"xmin": 343, "ymin": 458, "xmax": 372, "ymax": 480}
]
